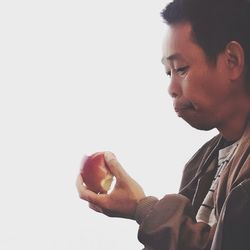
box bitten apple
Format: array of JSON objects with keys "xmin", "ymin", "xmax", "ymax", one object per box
[{"xmin": 80, "ymin": 152, "xmax": 114, "ymax": 193}]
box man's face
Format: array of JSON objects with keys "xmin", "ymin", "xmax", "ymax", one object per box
[{"xmin": 162, "ymin": 22, "xmax": 243, "ymax": 131}]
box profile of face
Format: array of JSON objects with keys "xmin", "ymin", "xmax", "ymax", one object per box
[{"xmin": 162, "ymin": 22, "xmax": 248, "ymax": 132}]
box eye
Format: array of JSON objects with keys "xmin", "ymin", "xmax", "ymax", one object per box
[
  {"xmin": 166, "ymin": 70, "xmax": 171, "ymax": 77},
  {"xmin": 176, "ymin": 66, "xmax": 189, "ymax": 76}
]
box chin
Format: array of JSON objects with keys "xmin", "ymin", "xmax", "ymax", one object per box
[{"xmin": 184, "ymin": 118, "xmax": 216, "ymax": 131}]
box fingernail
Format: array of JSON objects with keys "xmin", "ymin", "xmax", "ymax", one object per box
[{"xmin": 104, "ymin": 151, "xmax": 116, "ymax": 161}]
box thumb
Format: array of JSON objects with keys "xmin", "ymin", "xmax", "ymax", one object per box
[{"xmin": 104, "ymin": 152, "xmax": 130, "ymax": 180}]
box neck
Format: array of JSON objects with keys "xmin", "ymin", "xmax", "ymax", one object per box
[{"xmin": 217, "ymin": 114, "xmax": 249, "ymax": 141}]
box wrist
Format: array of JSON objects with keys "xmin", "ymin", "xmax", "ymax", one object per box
[{"xmin": 134, "ymin": 196, "xmax": 159, "ymax": 224}]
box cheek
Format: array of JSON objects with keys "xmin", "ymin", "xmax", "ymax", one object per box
[
  {"xmin": 181, "ymin": 72, "xmax": 204, "ymax": 97},
  {"xmin": 182, "ymin": 71, "xmax": 218, "ymax": 105}
]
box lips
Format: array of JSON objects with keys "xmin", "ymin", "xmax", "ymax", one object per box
[{"xmin": 174, "ymin": 101, "xmax": 194, "ymax": 116}]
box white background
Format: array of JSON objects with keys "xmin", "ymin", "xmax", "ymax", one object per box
[{"xmin": 0, "ymin": 1, "xmax": 217, "ymax": 249}]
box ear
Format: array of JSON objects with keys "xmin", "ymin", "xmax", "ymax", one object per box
[{"xmin": 224, "ymin": 41, "xmax": 245, "ymax": 80}]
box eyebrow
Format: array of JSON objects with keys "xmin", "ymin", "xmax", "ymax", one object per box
[{"xmin": 161, "ymin": 53, "xmax": 183, "ymax": 64}]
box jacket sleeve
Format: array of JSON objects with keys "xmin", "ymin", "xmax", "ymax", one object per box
[{"xmin": 135, "ymin": 194, "xmax": 216, "ymax": 250}]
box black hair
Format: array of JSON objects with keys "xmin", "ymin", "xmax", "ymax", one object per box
[{"xmin": 161, "ymin": 0, "xmax": 250, "ymax": 83}]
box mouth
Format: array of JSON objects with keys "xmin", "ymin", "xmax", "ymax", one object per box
[{"xmin": 174, "ymin": 102, "xmax": 195, "ymax": 116}]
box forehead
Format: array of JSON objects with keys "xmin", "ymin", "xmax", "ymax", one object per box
[{"xmin": 162, "ymin": 22, "xmax": 203, "ymax": 65}]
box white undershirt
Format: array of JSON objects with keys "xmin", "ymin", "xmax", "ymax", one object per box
[{"xmin": 196, "ymin": 141, "xmax": 239, "ymax": 227}]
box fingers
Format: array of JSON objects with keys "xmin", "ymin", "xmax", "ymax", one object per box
[
  {"xmin": 76, "ymin": 175, "xmax": 98, "ymax": 202},
  {"xmin": 89, "ymin": 202, "xmax": 103, "ymax": 213},
  {"xmin": 104, "ymin": 152, "xmax": 130, "ymax": 180},
  {"xmin": 76, "ymin": 174, "xmax": 107, "ymax": 206}
]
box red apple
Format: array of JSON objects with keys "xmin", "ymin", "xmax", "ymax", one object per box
[{"xmin": 80, "ymin": 152, "xmax": 114, "ymax": 193}]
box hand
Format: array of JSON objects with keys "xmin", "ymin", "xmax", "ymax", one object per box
[{"xmin": 76, "ymin": 152, "xmax": 146, "ymax": 220}]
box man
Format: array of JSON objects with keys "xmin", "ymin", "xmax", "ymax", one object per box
[{"xmin": 76, "ymin": 0, "xmax": 250, "ymax": 249}]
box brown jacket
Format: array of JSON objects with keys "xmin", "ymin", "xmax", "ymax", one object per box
[{"xmin": 135, "ymin": 124, "xmax": 250, "ymax": 250}]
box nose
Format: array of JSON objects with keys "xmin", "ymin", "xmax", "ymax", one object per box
[{"xmin": 167, "ymin": 76, "xmax": 181, "ymax": 98}]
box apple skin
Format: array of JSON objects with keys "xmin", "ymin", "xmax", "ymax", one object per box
[{"xmin": 80, "ymin": 152, "xmax": 114, "ymax": 194}]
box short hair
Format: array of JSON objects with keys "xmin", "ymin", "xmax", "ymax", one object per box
[{"xmin": 161, "ymin": 0, "xmax": 250, "ymax": 84}]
